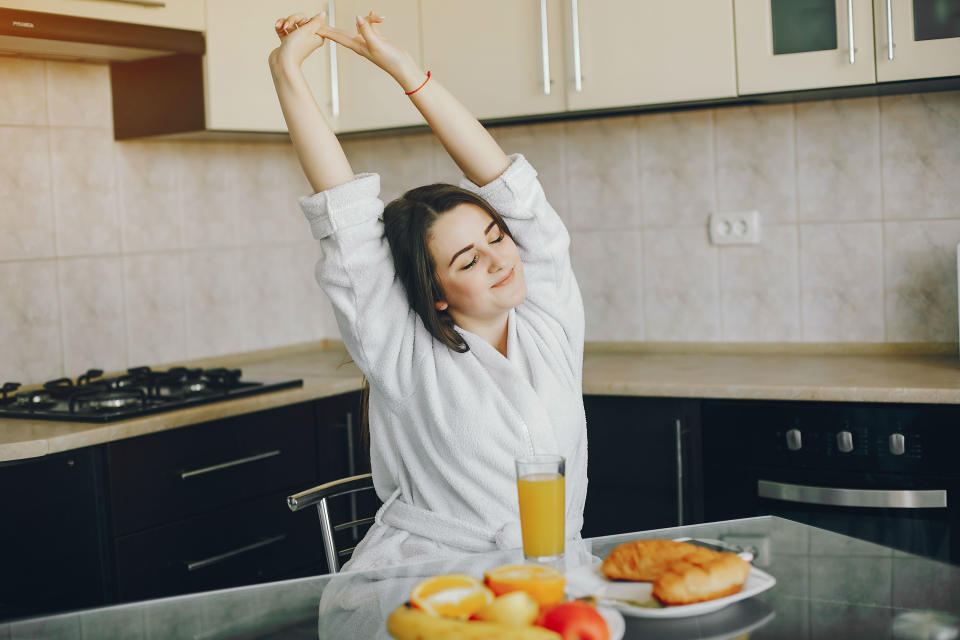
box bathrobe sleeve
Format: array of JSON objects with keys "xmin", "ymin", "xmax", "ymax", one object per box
[
  {"xmin": 460, "ymin": 154, "xmax": 584, "ymax": 350},
  {"xmin": 299, "ymin": 173, "xmax": 423, "ymax": 401}
]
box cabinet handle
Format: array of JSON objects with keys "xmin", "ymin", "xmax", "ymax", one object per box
[
  {"xmin": 847, "ymin": 0, "xmax": 855, "ymax": 64},
  {"xmin": 540, "ymin": 0, "xmax": 551, "ymax": 95},
  {"xmin": 675, "ymin": 418, "xmax": 684, "ymax": 526},
  {"xmin": 328, "ymin": 0, "xmax": 340, "ymax": 117},
  {"xmin": 185, "ymin": 534, "xmax": 287, "ymax": 572},
  {"xmin": 886, "ymin": 0, "xmax": 895, "ymax": 60},
  {"xmin": 180, "ymin": 449, "xmax": 281, "ymax": 480},
  {"xmin": 89, "ymin": 0, "xmax": 166, "ymax": 6},
  {"xmin": 570, "ymin": 0, "xmax": 582, "ymax": 92}
]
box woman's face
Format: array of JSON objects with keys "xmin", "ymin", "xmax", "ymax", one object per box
[{"xmin": 427, "ymin": 203, "xmax": 526, "ymax": 327}]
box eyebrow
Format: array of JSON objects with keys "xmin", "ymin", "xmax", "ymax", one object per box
[{"xmin": 447, "ymin": 221, "xmax": 499, "ymax": 267}]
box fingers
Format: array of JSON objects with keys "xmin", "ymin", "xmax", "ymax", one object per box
[{"xmin": 274, "ymin": 12, "xmax": 309, "ymax": 38}]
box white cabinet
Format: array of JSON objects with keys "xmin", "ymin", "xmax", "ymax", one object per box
[
  {"xmin": 566, "ymin": 0, "xmax": 737, "ymax": 110},
  {"xmin": 1, "ymin": 0, "xmax": 203, "ymax": 30},
  {"xmin": 204, "ymin": 0, "xmax": 332, "ymax": 133},
  {"xmin": 331, "ymin": 0, "xmax": 424, "ymax": 133},
  {"xmin": 734, "ymin": 0, "xmax": 877, "ymax": 94},
  {"xmin": 873, "ymin": 0, "xmax": 960, "ymax": 82},
  {"xmin": 420, "ymin": 0, "xmax": 568, "ymax": 121}
]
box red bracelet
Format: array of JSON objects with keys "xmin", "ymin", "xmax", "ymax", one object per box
[{"xmin": 405, "ymin": 71, "xmax": 431, "ymax": 96}]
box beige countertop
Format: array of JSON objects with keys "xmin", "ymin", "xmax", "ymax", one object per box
[{"xmin": 3, "ymin": 342, "xmax": 960, "ymax": 462}]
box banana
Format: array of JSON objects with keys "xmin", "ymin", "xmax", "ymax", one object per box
[{"xmin": 387, "ymin": 603, "xmax": 562, "ymax": 640}]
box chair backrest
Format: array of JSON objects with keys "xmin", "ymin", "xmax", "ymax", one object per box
[{"xmin": 287, "ymin": 473, "xmax": 379, "ymax": 572}]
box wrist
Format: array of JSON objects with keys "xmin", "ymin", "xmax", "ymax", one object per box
[{"xmin": 394, "ymin": 66, "xmax": 428, "ymax": 94}]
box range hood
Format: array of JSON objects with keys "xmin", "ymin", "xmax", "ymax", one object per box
[
  {"xmin": 0, "ymin": 7, "xmax": 202, "ymax": 63},
  {"xmin": 0, "ymin": 7, "xmax": 206, "ymax": 139}
]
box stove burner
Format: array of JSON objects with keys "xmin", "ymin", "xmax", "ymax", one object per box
[{"xmin": 0, "ymin": 366, "xmax": 301, "ymax": 423}]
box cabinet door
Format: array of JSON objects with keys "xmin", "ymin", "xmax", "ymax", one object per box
[
  {"xmin": 205, "ymin": 0, "xmax": 333, "ymax": 132},
  {"xmin": 734, "ymin": 0, "xmax": 877, "ymax": 94},
  {"xmin": 566, "ymin": 0, "xmax": 737, "ymax": 111},
  {"xmin": 874, "ymin": 0, "xmax": 960, "ymax": 81},
  {"xmin": 1, "ymin": 0, "xmax": 203, "ymax": 30},
  {"xmin": 420, "ymin": 0, "xmax": 567, "ymax": 120},
  {"xmin": 581, "ymin": 396, "xmax": 701, "ymax": 538},
  {"xmin": 332, "ymin": 0, "xmax": 424, "ymax": 132}
]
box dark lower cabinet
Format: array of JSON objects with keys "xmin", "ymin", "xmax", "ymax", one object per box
[
  {"xmin": 0, "ymin": 391, "xmax": 363, "ymax": 621},
  {"xmin": 582, "ymin": 396, "xmax": 703, "ymax": 538}
]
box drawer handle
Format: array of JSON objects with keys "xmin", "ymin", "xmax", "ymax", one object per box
[
  {"xmin": 180, "ymin": 450, "xmax": 282, "ymax": 480},
  {"xmin": 185, "ymin": 534, "xmax": 287, "ymax": 572}
]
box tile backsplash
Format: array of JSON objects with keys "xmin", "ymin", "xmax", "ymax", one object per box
[{"xmin": 1, "ymin": 58, "xmax": 958, "ymax": 385}]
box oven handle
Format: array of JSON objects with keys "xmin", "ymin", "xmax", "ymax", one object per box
[{"xmin": 758, "ymin": 480, "xmax": 947, "ymax": 509}]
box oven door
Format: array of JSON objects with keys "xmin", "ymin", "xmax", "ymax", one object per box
[{"xmin": 754, "ymin": 470, "xmax": 955, "ymax": 563}]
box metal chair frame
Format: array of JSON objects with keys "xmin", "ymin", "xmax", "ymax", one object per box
[{"xmin": 287, "ymin": 472, "xmax": 376, "ymax": 572}]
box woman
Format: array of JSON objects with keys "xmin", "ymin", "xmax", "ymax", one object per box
[{"xmin": 270, "ymin": 10, "xmax": 587, "ymax": 571}]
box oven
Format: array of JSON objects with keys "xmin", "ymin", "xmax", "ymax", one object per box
[{"xmin": 702, "ymin": 400, "xmax": 959, "ymax": 564}]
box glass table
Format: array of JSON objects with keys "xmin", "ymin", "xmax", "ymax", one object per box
[{"xmin": 5, "ymin": 517, "xmax": 959, "ymax": 639}]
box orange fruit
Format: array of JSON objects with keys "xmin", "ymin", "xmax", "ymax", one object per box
[
  {"xmin": 409, "ymin": 574, "xmax": 495, "ymax": 619},
  {"xmin": 483, "ymin": 564, "xmax": 566, "ymax": 606}
]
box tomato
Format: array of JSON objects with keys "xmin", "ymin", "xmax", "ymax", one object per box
[{"xmin": 536, "ymin": 601, "xmax": 609, "ymax": 640}]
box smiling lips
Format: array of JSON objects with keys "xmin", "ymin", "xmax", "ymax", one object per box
[{"xmin": 492, "ymin": 267, "xmax": 515, "ymax": 288}]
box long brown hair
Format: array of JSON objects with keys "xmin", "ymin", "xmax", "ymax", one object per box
[{"xmin": 359, "ymin": 183, "xmax": 515, "ymax": 450}]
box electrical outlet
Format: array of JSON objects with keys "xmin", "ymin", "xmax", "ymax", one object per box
[{"xmin": 709, "ymin": 211, "xmax": 761, "ymax": 245}]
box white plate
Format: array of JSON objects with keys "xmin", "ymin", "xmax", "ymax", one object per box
[
  {"xmin": 565, "ymin": 563, "xmax": 776, "ymax": 619},
  {"xmin": 596, "ymin": 605, "xmax": 626, "ymax": 640}
]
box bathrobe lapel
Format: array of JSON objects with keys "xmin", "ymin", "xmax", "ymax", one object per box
[{"xmin": 458, "ymin": 309, "xmax": 561, "ymax": 456}]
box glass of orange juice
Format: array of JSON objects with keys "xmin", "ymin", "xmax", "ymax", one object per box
[{"xmin": 515, "ymin": 455, "xmax": 565, "ymax": 562}]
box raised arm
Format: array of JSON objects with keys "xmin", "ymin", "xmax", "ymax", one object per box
[
  {"xmin": 269, "ymin": 12, "xmax": 354, "ymax": 193},
  {"xmin": 323, "ymin": 11, "xmax": 510, "ymax": 187}
]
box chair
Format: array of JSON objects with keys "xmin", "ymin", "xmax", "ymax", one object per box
[{"xmin": 287, "ymin": 473, "xmax": 379, "ymax": 572}]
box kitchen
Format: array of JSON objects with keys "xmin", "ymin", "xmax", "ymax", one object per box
[{"xmin": 1, "ymin": 0, "xmax": 960, "ymax": 638}]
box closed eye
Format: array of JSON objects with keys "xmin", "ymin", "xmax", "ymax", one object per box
[
  {"xmin": 461, "ymin": 255, "xmax": 478, "ymax": 270},
  {"xmin": 490, "ymin": 231, "xmax": 505, "ymax": 244}
]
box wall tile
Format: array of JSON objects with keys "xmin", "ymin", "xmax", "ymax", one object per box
[
  {"xmin": 720, "ymin": 225, "xmax": 801, "ymax": 341},
  {"xmin": 642, "ymin": 227, "xmax": 720, "ymax": 341},
  {"xmin": 715, "ymin": 103, "xmax": 797, "ymax": 224},
  {"xmin": 58, "ymin": 256, "xmax": 127, "ymax": 376},
  {"xmin": 44, "ymin": 61, "xmax": 111, "ymax": 129},
  {"xmin": 491, "ymin": 122, "xmax": 570, "ymax": 227},
  {"xmin": 342, "ymin": 133, "xmax": 435, "ymax": 202},
  {"xmin": 571, "ymin": 230, "xmax": 644, "ymax": 341},
  {"xmin": 881, "ymin": 91, "xmax": 960, "ymax": 220},
  {"xmin": 800, "ymin": 223, "xmax": 884, "ymax": 341},
  {"xmin": 183, "ymin": 249, "xmax": 247, "ymax": 359},
  {"xmin": 638, "ymin": 109, "xmax": 715, "ymax": 228},
  {"xmin": 0, "ymin": 57, "xmax": 46, "ymax": 126},
  {"xmin": 233, "ymin": 143, "xmax": 312, "ymax": 247},
  {"xmin": 0, "ymin": 126, "xmax": 55, "ymax": 260},
  {"xmin": 117, "ymin": 141, "xmax": 181, "ymax": 252},
  {"xmin": 123, "ymin": 253, "xmax": 186, "ymax": 367},
  {"xmin": 884, "ymin": 220, "xmax": 960, "ymax": 342},
  {"xmin": 50, "ymin": 127, "xmax": 120, "ymax": 257},
  {"xmin": 179, "ymin": 142, "xmax": 236, "ymax": 249},
  {"xmin": 290, "ymin": 241, "xmax": 339, "ymax": 342},
  {"xmin": 796, "ymin": 97, "xmax": 881, "ymax": 223},
  {"xmin": 236, "ymin": 244, "xmax": 303, "ymax": 351},
  {"xmin": 565, "ymin": 116, "xmax": 640, "ymax": 231},
  {"xmin": 0, "ymin": 260, "xmax": 63, "ymax": 385}
]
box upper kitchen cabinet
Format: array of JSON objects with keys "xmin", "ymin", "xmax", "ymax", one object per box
[
  {"xmin": 420, "ymin": 0, "xmax": 568, "ymax": 120},
  {"xmin": 332, "ymin": 0, "xmax": 424, "ymax": 132},
  {"xmin": 204, "ymin": 0, "xmax": 332, "ymax": 133},
  {"xmin": 873, "ymin": 0, "xmax": 960, "ymax": 81},
  {"xmin": 1, "ymin": 0, "xmax": 203, "ymax": 30},
  {"xmin": 565, "ymin": 0, "xmax": 737, "ymax": 111},
  {"xmin": 734, "ymin": 0, "xmax": 878, "ymax": 94}
]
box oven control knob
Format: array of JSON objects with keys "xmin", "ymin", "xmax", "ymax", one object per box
[
  {"xmin": 786, "ymin": 428, "xmax": 802, "ymax": 451},
  {"xmin": 836, "ymin": 430, "xmax": 854, "ymax": 453},
  {"xmin": 889, "ymin": 433, "xmax": 906, "ymax": 456}
]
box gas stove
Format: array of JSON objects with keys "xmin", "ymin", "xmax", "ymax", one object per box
[{"xmin": 0, "ymin": 366, "xmax": 303, "ymax": 423}]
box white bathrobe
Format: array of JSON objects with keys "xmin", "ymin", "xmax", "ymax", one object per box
[{"xmin": 300, "ymin": 154, "xmax": 587, "ymax": 571}]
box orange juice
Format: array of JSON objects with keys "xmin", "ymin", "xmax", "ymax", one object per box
[{"xmin": 516, "ymin": 472, "xmax": 565, "ymax": 558}]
